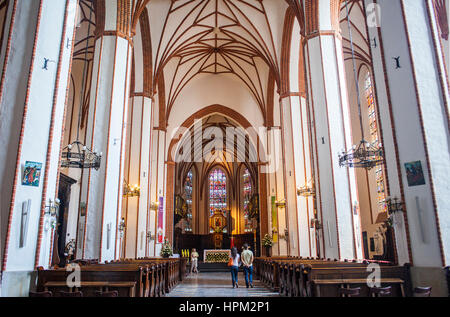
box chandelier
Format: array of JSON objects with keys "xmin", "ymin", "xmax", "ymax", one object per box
[
  {"xmin": 386, "ymin": 196, "xmax": 403, "ymax": 214},
  {"xmin": 339, "ymin": 1, "xmax": 384, "ymax": 170},
  {"xmin": 339, "ymin": 140, "xmax": 384, "ymax": 170},
  {"xmin": 61, "ymin": 141, "xmax": 102, "ymax": 170},
  {"xmin": 123, "ymin": 182, "xmax": 140, "ymax": 197},
  {"xmin": 60, "ymin": 6, "xmax": 101, "ymax": 171},
  {"xmin": 297, "ymin": 179, "xmax": 315, "ymax": 197}
]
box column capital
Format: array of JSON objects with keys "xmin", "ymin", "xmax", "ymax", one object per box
[
  {"xmin": 304, "ymin": 30, "xmax": 342, "ymax": 42},
  {"xmin": 95, "ymin": 30, "xmax": 134, "ymax": 47}
]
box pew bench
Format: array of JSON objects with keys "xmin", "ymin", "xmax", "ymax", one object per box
[
  {"xmin": 43, "ymin": 281, "xmax": 137, "ymax": 297},
  {"xmin": 304, "ymin": 266, "xmax": 411, "ymax": 297},
  {"xmin": 311, "ymin": 278, "xmax": 405, "ymax": 297},
  {"xmin": 37, "ymin": 265, "xmax": 147, "ymax": 297}
]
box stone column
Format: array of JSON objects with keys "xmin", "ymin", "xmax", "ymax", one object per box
[
  {"xmin": 304, "ymin": 23, "xmax": 358, "ymax": 260},
  {"xmin": 0, "ymin": 0, "xmax": 77, "ymax": 294},
  {"xmin": 373, "ymin": 0, "xmax": 450, "ymax": 273},
  {"xmin": 123, "ymin": 94, "xmax": 153, "ymax": 258},
  {"xmin": 82, "ymin": 8, "xmax": 133, "ymax": 262},
  {"xmin": 279, "ymin": 96, "xmax": 300, "ymax": 256}
]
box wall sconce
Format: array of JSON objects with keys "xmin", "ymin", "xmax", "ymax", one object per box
[
  {"xmin": 45, "ymin": 198, "xmax": 60, "ymax": 217},
  {"xmin": 386, "ymin": 197, "xmax": 403, "ymax": 215},
  {"xmin": 278, "ymin": 228, "xmax": 289, "ymax": 241},
  {"xmin": 275, "ymin": 199, "xmax": 286, "ymax": 208},
  {"xmin": 310, "ymin": 218, "xmax": 322, "ymax": 229},
  {"xmin": 297, "ymin": 185, "xmax": 315, "ymax": 197},
  {"xmin": 123, "ymin": 182, "xmax": 140, "ymax": 197},
  {"xmin": 271, "ymin": 228, "xmax": 278, "ymax": 236},
  {"xmin": 149, "ymin": 201, "xmax": 160, "ymax": 211},
  {"xmin": 284, "ymin": 228, "xmax": 289, "ymax": 241},
  {"xmin": 147, "ymin": 231, "xmax": 154, "ymax": 241},
  {"xmin": 118, "ymin": 217, "xmax": 126, "ymax": 238}
]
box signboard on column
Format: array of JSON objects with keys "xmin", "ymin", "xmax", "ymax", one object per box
[{"xmin": 157, "ymin": 196, "xmax": 164, "ymax": 243}]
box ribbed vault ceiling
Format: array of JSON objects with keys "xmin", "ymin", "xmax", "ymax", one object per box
[{"xmin": 147, "ymin": 0, "xmax": 288, "ymax": 118}]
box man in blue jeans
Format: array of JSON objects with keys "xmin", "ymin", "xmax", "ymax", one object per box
[{"xmin": 241, "ymin": 243, "xmax": 254, "ymax": 288}]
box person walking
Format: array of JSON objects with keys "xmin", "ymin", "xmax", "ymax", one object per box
[
  {"xmin": 191, "ymin": 248, "xmax": 199, "ymax": 274},
  {"xmin": 229, "ymin": 247, "xmax": 240, "ymax": 288},
  {"xmin": 241, "ymin": 243, "xmax": 254, "ymax": 288}
]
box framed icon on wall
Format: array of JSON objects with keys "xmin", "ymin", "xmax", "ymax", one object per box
[
  {"xmin": 22, "ymin": 161, "xmax": 42, "ymax": 187},
  {"xmin": 404, "ymin": 160, "xmax": 426, "ymax": 187}
]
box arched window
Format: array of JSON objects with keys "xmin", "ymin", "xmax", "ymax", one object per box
[
  {"xmin": 365, "ymin": 73, "xmax": 386, "ymax": 213},
  {"xmin": 242, "ymin": 168, "xmax": 253, "ymax": 233},
  {"xmin": 184, "ymin": 169, "xmax": 193, "ymax": 232},
  {"xmin": 209, "ymin": 168, "xmax": 227, "ymax": 233}
]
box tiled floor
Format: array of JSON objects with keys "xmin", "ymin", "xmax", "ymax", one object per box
[{"xmin": 166, "ymin": 272, "xmax": 281, "ymax": 297}]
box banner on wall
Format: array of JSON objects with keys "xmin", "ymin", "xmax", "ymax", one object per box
[
  {"xmin": 157, "ymin": 196, "xmax": 164, "ymax": 243},
  {"xmin": 271, "ymin": 196, "xmax": 278, "ymax": 243}
]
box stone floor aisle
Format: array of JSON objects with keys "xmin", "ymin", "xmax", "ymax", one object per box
[{"xmin": 166, "ymin": 272, "xmax": 281, "ymax": 297}]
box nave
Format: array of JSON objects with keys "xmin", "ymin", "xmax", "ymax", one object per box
[
  {"xmin": 166, "ymin": 272, "xmax": 280, "ymax": 298},
  {"xmin": 1, "ymin": 0, "xmax": 450, "ymax": 298}
]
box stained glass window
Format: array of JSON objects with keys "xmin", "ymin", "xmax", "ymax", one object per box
[
  {"xmin": 365, "ymin": 73, "xmax": 387, "ymax": 214},
  {"xmin": 243, "ymin": 168, "xmax": 253, "ymax": 233},
  {"xmin": 209, "ymin": 168, "xmax": 227, "ymax": 233},
  {"xmin": 184, "ymin": 170, "xmax": 193, "ymax": 233}
]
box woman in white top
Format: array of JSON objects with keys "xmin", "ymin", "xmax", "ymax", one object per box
[{"xmin": 230, "ymin": 247, "xmax": 240, "ymax": 288}]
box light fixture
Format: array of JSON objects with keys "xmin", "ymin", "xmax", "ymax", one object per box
[
  {"xmin": 61, "ymin": 141, "xmax": 102, "ymax": 170},
  {"xmin": 338, "ymin": 140, "xmax": 384, "ymax": 170},
  {"xmin": 146, "ymin": 231, "xmax": 154, "ymax": 241},
  {"xmin": 118, "ymin": 217, "xmax": 126, "ymax": 238},
  {"xmin": 45, "ymin": 198, "xmax": 60, "ymax": 217},
  {"xmin": 297, "ymin": 182, "xmax": 315, "ymax": 197},
  {"xmin": 60, "ymin": 10, "xmax": 102, "ymax": 171},
  {"xmin": 150, "ymin": 201, "xmax": 159, "ymax": 210},
  {"xmin": 386, "ymin": 196, "xmax": 403, "ymax": 214},
  {"xmin": 123, "ymin": 182, "xmax": 140, "ymax": 197},
  {"xmin": 338, "ymin": 1, "xmax": 384, "ymax": 170},
  {"xmin": 275, "ymin": 199, "xmax": 286, "ymax": 208},
  {"xmin": 271, "ymin": 228, "xmax": 278, "ymax": 237}
]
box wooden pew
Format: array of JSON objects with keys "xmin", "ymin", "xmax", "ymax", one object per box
[
  {"xmin": 106, "ymin": 260, "xmax": 167, "ymax": 296},
  {"xmin": 303, "ymin": 264, "xmax": 412, "ymax": 297},
  {"xmin": 108, "ymin": 258, "xmax": 186, "ymax": 295},
  {"xmin": 279, "ymin": 259, "xmax": 381, "ymax": 297},
  {"xmin": 254, "ymin": 257, "xmax": 405, "ymax": 297},
  {"xmin": 36, "ymin": 264, "xmax": 147, "ymax": 297}
]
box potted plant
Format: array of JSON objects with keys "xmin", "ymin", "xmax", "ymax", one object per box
[
  {"xmin": 160, "ymin": 238, "xmax": 173, "ymax": 258},
  {"xmin": 262, "ymin": 234, "xmax": 273, "ymax": 257}
]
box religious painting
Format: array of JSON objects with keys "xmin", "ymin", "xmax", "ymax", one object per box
[
  {"xmin": 209, "ymin": 210, "xmax": 226, "ymax": 233},
  {"xmin": 404, "ymin": 161, "xmax": 426, "ymax": 187},
  {"xmin": 22, "ymin": 161, "xmax": 42, "ymax": 187}
]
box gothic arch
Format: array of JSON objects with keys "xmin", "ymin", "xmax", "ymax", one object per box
[{"xmin": 167, "ymin": 104, "xmax": 254, "ymax": 162}]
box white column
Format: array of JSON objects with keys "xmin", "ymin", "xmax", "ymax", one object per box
[
  {"xmin": 83, "ymin": 32, "xmax": 132, "ymax": 262},
  {"xmin": 124, "ymin": 95, "xmax": 153, "ymax": 258},
  {"xmin": 305, "ymin": 31, "xmax": 357, "ymax": 260},
  {"xmin": 374, "ymin": 0, "xmax": 450, "ymax": 268},
  {"xmin": 0, "ymin": 0, "xmax": 77, "ymax": 279},
  {"xmin": 279, "ymin": 97, "xmax": 300, "ymax": 256}
]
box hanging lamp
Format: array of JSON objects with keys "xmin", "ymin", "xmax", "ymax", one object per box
[{"xmin": 338, "ymin": 1, "xmax": 384, "ymax": 170}]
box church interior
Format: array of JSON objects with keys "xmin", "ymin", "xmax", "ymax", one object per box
[{"xmin": 0, "ymin": 0, "xmax": 449, "ymax": 298}]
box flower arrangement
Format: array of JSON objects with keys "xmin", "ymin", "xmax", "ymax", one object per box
[
  {"xmin": 262, "ymin": 234, "xmax": 273, "ymax": 248},
  {"xmin": 160, "ymin": 238, "xmax": 173, "ymax": 258}
]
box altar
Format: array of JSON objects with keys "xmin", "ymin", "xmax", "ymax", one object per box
[{"xmin": 203, "ymin": 249, "xmax": 231, "ymax": 263}]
